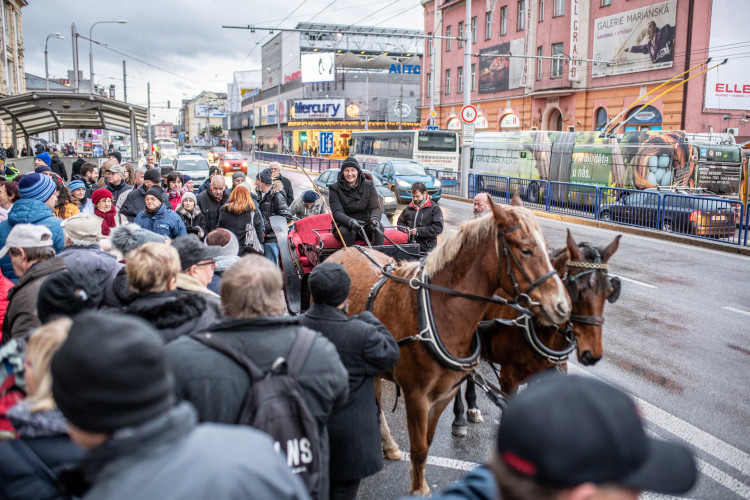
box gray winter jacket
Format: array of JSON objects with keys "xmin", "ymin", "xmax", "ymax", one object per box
[
  {"xmin": 58, "ymin": 245, "xmax": 123, "ymax": 290},
  {"xmin": 81, "ymin": 403, "xmax": 310, "ymax": 500}
]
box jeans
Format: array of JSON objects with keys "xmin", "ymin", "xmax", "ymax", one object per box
[{"xmin": 263, "ymin": 241, "xmax": 280, "ymax": 265}]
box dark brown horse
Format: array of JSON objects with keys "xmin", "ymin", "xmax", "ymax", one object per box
[
  {"xmin": 326, "ymin": 196, "xmax": 571, "ymax": 495},
  {"xmin": 451, "ymin": 231, "xmax": 621, "ymax": 435}
]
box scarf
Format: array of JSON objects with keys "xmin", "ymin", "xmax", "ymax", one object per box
[
  {"xmin": 7, "ymin": 401, "xmax": 69, "ymax": 438},
  {"xmin": 94, "ymin": 206, "xmax": 117, "ymax": 236},
  {"xmin": 409, "ymin": 197, "xmax": 432, "ymax": 210},
  {"xmin": 168, "ymin": 188, "xmax": 184, "ymax": 200}
]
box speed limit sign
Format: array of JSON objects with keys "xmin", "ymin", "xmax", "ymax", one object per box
[{"xmin": 461, "ymin": 105, "xmax": 478, "ymax": 124}]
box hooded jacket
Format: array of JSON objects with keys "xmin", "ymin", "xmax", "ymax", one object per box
[
  {"xmin": 328, "ymin": 163, "xmax": 382, "ymax": 228},
  {"xmin": 58, "ymin": 245, "xmax": 123, "ymax": 290},
  {"xmin": 256, "ymin": 180, "xmax": 292, "ymax": 242},
  {"xmin": 0, "ymin": 199, "xmax": 65, "ymax": 282},
  {"xmin": 289, "ymin": 195, "xmax": 326, "ymax": 220},
  {"xmin": 396, "ymin": 198, "xmax": 444, "ymax": 253},
  {"xmin": 134, "ymin": 203, "xmax": 187, "ymax": 239}
]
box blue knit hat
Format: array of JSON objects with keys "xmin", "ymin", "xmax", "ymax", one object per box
[
  {"xmin": 302, "ymin": 190, "xmax": 319, "ymax": 203},
  {"xmin": 69, "ymin": 180, "xmax": 86, "ymax": 192},
  {"xmin": 18, "ymin": 173, "xmax": 57, "ymax": 202},
  {"xmin": 34, "ymin": 164, "xmax": 52, "ymax": 174},
  {"xmin": 35, "ymin": 152, "xmax": 51, "ymax": 166}
]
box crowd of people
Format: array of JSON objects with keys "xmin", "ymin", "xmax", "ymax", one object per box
[{"xmin": 0, "ymin": 152, "xmax": 698, "ymax": 500}]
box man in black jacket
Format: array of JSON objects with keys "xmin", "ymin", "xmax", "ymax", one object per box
[
  {"xmin": 165, "ymin": 255, "xmax": 349, "ymax": 500},
  {"xmin": 328, "ymin": 157, "xmax": 383, "ymax": 246},
  {"xmin": 269, "ymin": 162, "xmax": 294, "ymax": 206},
  {"xmin": 105, "ymin": 164, "xmax": 132, "ymax": 202},
  {"xmin": 396, "ymin": 181, "xmax": 444, "ymax": 253},
  {"xmin": 120, "ymin": 169, "xmax": 170, "ymax": 222},
  {"xmin": 71, "ymin": 154, "xmax": 86, "ymax": 178},
  {"xmin": 299, "ymin": 262, "xmax": 399, "ymax": 500},
  {"xmin": 255, "ymin": 168, "xmax": 292, "ymax": 265},
  {"xmin": 196, "ymin": 175, "xmax": 230, "ymax": 232}
]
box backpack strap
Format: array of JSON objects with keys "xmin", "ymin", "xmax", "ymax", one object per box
[
  {"xmin": 190, "ymin": 333, "xmax": 265, "ymax": 382},
  {"xmin": 9, "ymin": 439, "xmax": 72, "ymax": 497},
  {"xmin": 285, "ymin": 328, "xmax": 316, "ymax": 380}
]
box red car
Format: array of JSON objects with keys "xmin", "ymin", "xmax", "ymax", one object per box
[{"xmin": 218, "ymin": 152, "xmax": 248, "ymax": 174}]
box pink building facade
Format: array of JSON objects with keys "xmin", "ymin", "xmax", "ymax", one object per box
[
  {"xmin": 154, "ymin": 121, "xmax": 174, "ymax": 140},
  {"xmin": 422, "ymin": 0, "xmax": 750, "ymax": 142}
]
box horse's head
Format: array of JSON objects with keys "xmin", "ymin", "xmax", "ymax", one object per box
[
  {"xmin": 490, "ymin": 195, "xmax": 570, "ymax": 326},
  {"xmin": 556, "ymin": 230, "xmax": 621, "ymax": 365}
]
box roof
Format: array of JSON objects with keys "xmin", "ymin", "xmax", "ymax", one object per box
[{"xmin": 0, "ymin": 92, "xmax": 148, "ymax": 136}]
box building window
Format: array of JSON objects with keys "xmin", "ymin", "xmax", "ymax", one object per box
[
  {"xmin": 500, "ymin": 7, "xmax": 507, "ymax": 36},
  {"xmin": 458, "ymin": 22, "xmax": 464, "ymax": 48},
  {"xmin": 537, "ymin": 46, "xmax": 543, "ymax": 80},
  {"xmin": 428, "ymin": 33, "xmax": 433, "ymax": 55},
  {"xmin": 518, "ymin": 1, "xmax": 525, "ymax": 31},
  {"xmin": 539, "ymin": 0, "xmax": 545, "ymax": 21},
  {"xmin": 595, "ymin": 107, "xmax": 608, "ymax": 130},
  {"xmin": 471, "ymin": 64, "xmax": 476, "ymax": 90},
  {"xmin": 554, "ymin": 0, "xmax": 564, "ymax": 17},
  {"xmin": 551, "ymin": 43, "xmax": 564, "ymax": 78},
  {"xmin": 471, "ymin": 16, "xmax": 477, "ymax": 43},
  {"xmin": 601, "ymin": 0, "xmax": 611, "ymax": 5},
  {"xmin": 485, "ymin": 11, "xmax": 492, "ymax": 40},
  {"xmin": 427, "ymin": 73, "xmax": 432, "ymax": 97},
  {"xmin": 446, "ymin": 26, "xmax": 452, "ymax": 51},
  {"xmin": 458, "ymin": 66, "xmax": 464, "ymax": 93},
  {"xmin": 445, "ymin": 69, "xmax": 451, "ymax": 94}
]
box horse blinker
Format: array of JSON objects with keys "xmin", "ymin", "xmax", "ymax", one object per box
[{"xmin": 607, "ymin": 277, "xmax": 621, "ymax": 303}]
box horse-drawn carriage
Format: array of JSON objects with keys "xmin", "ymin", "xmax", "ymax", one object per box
[{"xmin": 270, "ymin": 196, "xmax": 621, "ymax": 496}]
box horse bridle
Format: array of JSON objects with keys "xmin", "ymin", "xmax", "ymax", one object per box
[{"xmin": 561, "ymin": 247, "xmax": 621, "ymax": 327}]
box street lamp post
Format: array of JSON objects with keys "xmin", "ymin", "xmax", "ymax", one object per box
[
  {"xmin": 45, "ymin": 33, "xmax": 64, "ymax": 91},
  {"xmin": 89, "ymin": 19, "xmax": 127, "ymax": 94}
]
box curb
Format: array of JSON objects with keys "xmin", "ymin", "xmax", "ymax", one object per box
[{"xmin": 441, "ymin": 194, "xmax": 750, "ymax": 257}]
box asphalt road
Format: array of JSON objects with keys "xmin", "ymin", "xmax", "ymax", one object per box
[{"xmin": 276, "ymin": 165, "xmax": 750, "ymax": 499}]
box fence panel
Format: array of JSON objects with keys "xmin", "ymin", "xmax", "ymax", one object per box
[
  {"xmin": 744, "ymin": 207, "xmax": 749, "ymax": 246},
  {"xmin": 505, "ymin": 177, "xmax": 549, "ymax": 211},
  {"xmin": 661, "ymin": 194, "xmax": 743, "ymax": 245},
  {"xmin": 474, "ymin": 174, "xmax": 511, "ymax": 204},
  {"xmin": 426, "ymin": 169, "xmax": 461, "ymax": 197},
  {"xmin": 597, "ymin": 188, "xmax": 660, "ymax": 229},
  {"xmin": 547, "ymin": 182, "xmax": 599, "ymax": 218}
]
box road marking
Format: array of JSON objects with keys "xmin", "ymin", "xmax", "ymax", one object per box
[
  {"xmin": 401, "ymin": 452, "xmax": 479, "ymax": 472},
  {"xmin": 610, "ymin": 273, "xmax": 657, "ymax": 289},
  {"xmin": 723, "ymin": 306, "xmax": 750, "ymax": 318},
  {"xmin": 569, "ymin": 364, "xmax": 750, "ymax": 479}
]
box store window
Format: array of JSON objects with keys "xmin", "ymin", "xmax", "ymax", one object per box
[{"xmin": 518, "ymin": 1, "xmax": 525, "ymax": 31}]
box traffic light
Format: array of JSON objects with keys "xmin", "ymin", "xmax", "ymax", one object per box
[{"xmin": 252, "ymin": 129, "xmax": 256, "ymax": 139}]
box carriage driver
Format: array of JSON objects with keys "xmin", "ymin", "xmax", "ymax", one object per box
[{"xmin": 329, "ymin": 157, "xmax": 384, "ymax": 246}]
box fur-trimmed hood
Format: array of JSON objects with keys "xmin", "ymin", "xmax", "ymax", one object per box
[{"xmin": 176, "ymin": 203, "xmax": 202, "ymax": 217}]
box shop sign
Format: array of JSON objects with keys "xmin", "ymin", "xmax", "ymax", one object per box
[
  {"xmin": 500, "ymin": 114, "xmax": 520, "ymax": 129},
  {"xmin": 475, "ymin": 116, "xmax": 489, "ymax": 129},
  {"xmin": 389, "ymin": 64, "xmax": 421, "ymax": 74},
  {"xmin": 292, "ymin": 99, "xmax": 345, "ymax": 120},
  {"xmin": 447, "ymin": 118, "xmax": 461, "ymax": 130}
]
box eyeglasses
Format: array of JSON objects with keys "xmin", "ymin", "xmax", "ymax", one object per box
[{"xmin": 195, "ymin": 260, "xmax": 216, "ymax": 268}]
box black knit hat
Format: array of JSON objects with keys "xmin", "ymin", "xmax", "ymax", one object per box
[
  {"xmin": 108, "ymin": 151, "xmax": 122, "ymax": 163},
  {"xmin": 257, "ymin": 168, "xmax": 273, "ymax": 185},
  {"xmin": 146, "ymin": 185, "xmax": 165, "ymax": 200},
  {"xmin": 308, "ymin": 262, "xmax": 350, "ymax": 306},
  {"xmin": 144, "ymin": 169, "xmax": 162, "ymax": 183},
  {"xmin": 37, "ymin": 271, "xmax": 103, "ymax": 324},
  {"xmin": 51, "ymin": 311, "xmax": 174, "ymax": 432},
  {"xmin": 341, "ymin": 156, "xmax": 360, "ymax": 170}
]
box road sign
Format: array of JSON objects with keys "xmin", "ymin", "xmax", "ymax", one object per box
[
  {"xmin": 320, "ymin": 132, "xmax": 334, "ymax": 155},
  {"xmin": 430, "ymin": 110, "xmax": 437, "ymax": 118},
  {"xmin": 461, "ymin": 105, "xmax": 478, "ymax": 124},
  {"xmin": 462, "ymin": 123, "xmax": 475, "ymax": 146},
  {"xmin": 427, "ymin": 125, "xmax": 439, "ymax": 131}
]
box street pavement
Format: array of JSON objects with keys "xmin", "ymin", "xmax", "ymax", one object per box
[{"xmin": 270, "ymin": 164, "xmax": 750, "ymax": 499}]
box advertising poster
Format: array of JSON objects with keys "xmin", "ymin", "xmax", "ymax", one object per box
[
  {"xmin": 195, "ymin": 104, "xmax": 228, "ymax": 118},
  {"xmin": 301, "ymin": 53, "xmax": 335, "ymax": 83},
  {"xmin": 592, "ymin": 0, "xmax": 676, "ymax": 78},
  {"xmin": 704, "ymin": 0, "xmax": 750, "ymax": 110},
  {"xmin": 478, "ymin": 39, "xmax": 524, "ymax": 93}
]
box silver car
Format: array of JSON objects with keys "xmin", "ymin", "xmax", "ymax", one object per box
[{"xmin": 174, "ymin": 155, "xmax": 211, "ymax": 192}]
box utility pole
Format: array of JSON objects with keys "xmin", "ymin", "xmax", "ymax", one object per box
[
  {"xmin": 429, "ymin": 30, "xmax": 436, "ymax": 126},
  {"xmin": 147, "ymin": 82, "xmax": 152, "ymax": 155},
  {"xmin": 460, "ymin": 0, "xmax": 471, "ymax": 198},
  {"xmin": 365, "ymin": 63, "xmax": 369, "ymax": 131},
  {"xmin": 71, "ymin": 23, "xmax": 79, "ymax": 92},
  {"xmin": 277, "ymin": 83, "xmax": 282, "ymax": 154},
  {"xmin": 122, "ymin": 60, "xmax": 127, "ymax": 102}
]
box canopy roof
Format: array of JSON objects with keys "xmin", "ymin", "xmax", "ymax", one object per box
[{"xmin": 0, "ymin": 92, "xmax": 148, "ymax": 137}]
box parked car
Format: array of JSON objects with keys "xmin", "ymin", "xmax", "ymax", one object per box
[
  {"xmin": 207, "ymin": 146, "xmax": 228, "ymax": 165},
  {"xmin": 174, "ymin": 155, "xmax": 211, "ymax": 192},
  {"xmin": 599, "ymin": 189, "xmax": 736, "ymax": 239},
  {"xmin": 218, "ymin": 152, "xmax": 248, "ymax": 174},
  {"xmin": 371, "ymin": 160, "xmax": 442, "ymax": 203},
  {"xmin": 160, "ymin": 157, "xmax": 175, "ymax": 167},
  {"xmin": 314, "ymin": 168, "xmax": 397, "ymax": 219}
]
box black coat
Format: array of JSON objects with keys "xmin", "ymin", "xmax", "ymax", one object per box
[
  {"xmin": 50, "ymin": 157, "xmax": 67, "ymax": 181},
  {"xmin": 0, "ymin": 435, "xmax": 85, "ymax": 500},
  {"xmin": 396, "ymin": 200, "xmax": 444, "ymax": 253},
  {"xmin": 71, "ymin": 158, "xmax": 85, "ymax": 178},
  {"xmin": 196, "ymin": 189, "xmax": 229, "ymax": 232},
  {"xmin": 176, "ymin": 205, "xmax": 208, "ymax": 240},
  {"xmin": 121, "ymin": 290, "xmax": 218, "ymax": 343},
  {"xmin": 257, "ymin": 182, "xmax": 292, "ymax": 242},
  {"xmin": 329, "ymin": 166, "xmax": 382, "ymax": 228},
  {"xmin": 277, "ymin": 174, "xmax": 295, "ymax": 207},
  {"xmin": 298, "ymin": 304, "xmax": 399, "ymax": 481},
  {"xmin": 102, "ymin": 267, "xmax": 133, "ymax": 308},
  {"xmin": 105, "ymin": 180, "xmax": 132, "ymax": 204},
  {"xmin": 217, "ymin": 205, "xmax": 265, "ymax": 254},
  {"xmin": 120, "ymin": 184, "xmax": 170, "ymax": 222}
]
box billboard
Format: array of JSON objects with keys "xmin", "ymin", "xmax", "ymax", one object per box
[
  {"xmin": 704, "ymin": 0, "xmax": 750, "ymax": 110},
  {"xmin": 195, "ymin": 104, "xmax": 227, "ymax": 118},
  {"xmin": 262, "ymin": 33, "xmax": 282, "ymax": 91},
  {"xmin": 292, "ymin": 99, "xmax": 345, "ymax": 120},
  {"xmin": 478, "ymin": 39, "xmax": 524, "ymax": 94},
  {"xmin": 592, "ymin": 0, "xmax": 676, "ymax": 78},
  {"xmin": 301, "ymin": 53, "xmax": 335, "ymax": 83}
]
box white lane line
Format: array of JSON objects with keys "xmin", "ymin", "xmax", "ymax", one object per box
[
  {"xmin": 723, "ymin": 306, "xmax": 750, "ymax": 318},
  {"xmin": 568, "ymin": 365, "xmax": 750, "ymax": 478},
  {"xmin": 401, "ymin": 452, "xmax": 479, "ymax": 472},
  {"xmin": 610, "ymin": 273, "xmax": 657, "ymax": 289}
]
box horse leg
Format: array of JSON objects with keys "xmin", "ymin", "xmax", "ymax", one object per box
[
  {"xmin": 465, "ymin": 379, "xmax": 484, "ymax": 423},
  {"xmin": 404, "ymin": 395, "xmax": 432, "ymax": 496},
  {"xmin": 450, "ymin": 385, "xmax": 468, "ymax": 437},
  {"xmin": 376, "ymin": 379, "xmax": 403, "ymax": 460}
]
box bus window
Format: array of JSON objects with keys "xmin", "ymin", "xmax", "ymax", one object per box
[
  {"xmin": 373, "ymin": 139, "xmax": 383, "ymax": 155},
  {"xmin": 418, "ymin": 133, "xmax": 457, "ymax": 152},
  {"xmin": 389, "ymin": 140, "xmax": 400, "ymax": 157},
  {"xmin": 399, "ymin": 138, "xmax": 412, "ymax": 158}
]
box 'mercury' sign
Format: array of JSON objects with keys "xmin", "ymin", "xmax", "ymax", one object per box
[{"xmin": 292, "ymin": 99, "xmax": 346, "ymax": 120}]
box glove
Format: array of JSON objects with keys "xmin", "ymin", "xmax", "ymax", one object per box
[
  {"xmin": 348, "ymin": 219, "xmax": 362, "ymax": 232},
  {"xmin": 369, "ymin": 217, "xmax": 381, "ymax": 229}
]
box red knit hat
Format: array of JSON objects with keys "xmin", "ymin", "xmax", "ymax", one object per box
[{"xmin": 91, "ymin": 188, "xmax": 113, "ymax": 205}]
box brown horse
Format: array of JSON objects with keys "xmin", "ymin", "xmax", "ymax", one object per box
[
  {"xmin": 326, "ymin": 196, "xmax": 570, "ymax": 495},
  {"xmin": 452, "ymin": 231, "xmax": 621, "ymax": 434}
]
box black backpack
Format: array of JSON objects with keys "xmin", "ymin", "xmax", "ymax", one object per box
[{"xmin": 191, "ymin": 329, "xmax": 322, "ymax": 499}]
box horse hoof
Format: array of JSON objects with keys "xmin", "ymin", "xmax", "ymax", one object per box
[
  {"xmin": 410, "ymin": 483, "xmax": 431, "ymax": 497},
  {"xmin": 451, "ymin": 424, "xmax": 468, "ymax": 437},
  {"xmin": 384, "ymin": 447, "xmax": 404, "ymax": 460},
  {"xmin": 467, "ymin": 409, "xmax": 484, "ymax": 423}
]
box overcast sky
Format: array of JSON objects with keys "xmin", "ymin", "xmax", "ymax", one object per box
[{"xmin": 22, "ymin": 0, "xmax": 424, "ymax": 124}]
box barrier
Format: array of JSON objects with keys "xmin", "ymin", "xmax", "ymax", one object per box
[
  {"xmin": 254, "ymin": 151, "xmax": 342, "ymax": 173},
  {"xmin": 475, "ymin": 173, "xmax": 749, "ymax": 246},
  {"xmin": 425, "ymin": 169, "xmax": 461, "ymax": 197}
]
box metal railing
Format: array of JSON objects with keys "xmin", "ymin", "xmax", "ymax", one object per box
[
  {"xmin": 425, "ymin": 169, "xmax": 462, "ymax": 197},
  {"xmin": 473, "ymin": 173, "xmax": 749, "ymax": 247}
]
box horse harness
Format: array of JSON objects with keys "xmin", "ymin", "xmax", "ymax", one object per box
[{"xmin": 561, "ymin": 245, "xmax": 621, "ymax": 327}]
